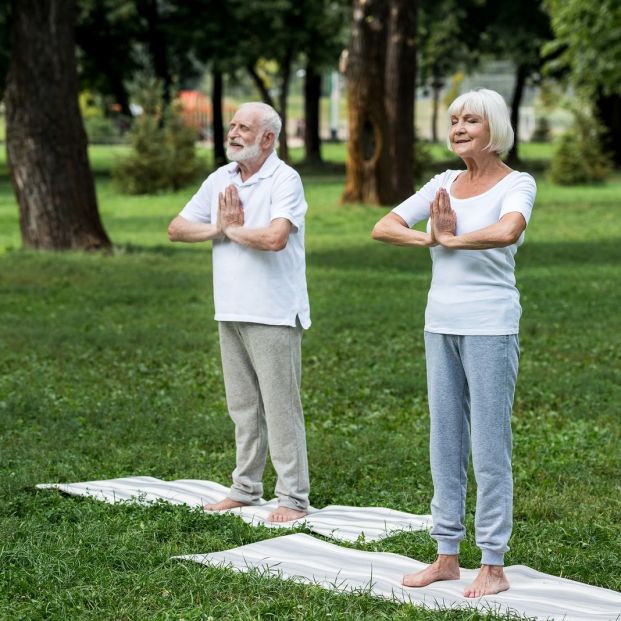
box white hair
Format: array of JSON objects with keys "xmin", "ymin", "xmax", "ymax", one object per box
[
  {"xmin": 446, "ymin": 89, "xmax": 514, "ymax": 155},
  {"xmin": 237, "ymin": 102, "xmax": 282, "ymax": 139}
]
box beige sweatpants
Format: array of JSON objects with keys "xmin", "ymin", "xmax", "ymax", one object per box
[{"xmin": 218, "ymin": 320, "xmax": 310, "ymax": 511}]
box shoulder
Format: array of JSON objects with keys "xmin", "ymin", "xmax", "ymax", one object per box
[
  {"xmin": 273, "ymin": 161, "xmax": 304, "ymax": 191},
  {"xmin": 427, "ymin": 169, "xmax": 462, "ymax": 188},
  {"xmin": 274, "ymin": 160, "xmax": 301, "ymax": 181},
  {"xmin": 508, "ymin": 170, "xmax": 537, "ymax": 191}
]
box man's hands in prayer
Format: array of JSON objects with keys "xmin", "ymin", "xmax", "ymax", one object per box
[{"xmin": 219, "ymin": 184, "xmax": 244, "ymax": 236}]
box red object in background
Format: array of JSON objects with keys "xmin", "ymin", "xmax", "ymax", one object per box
[{"xmin": 178, "ymin": 90, "xmax": 212, "ymax": 134}]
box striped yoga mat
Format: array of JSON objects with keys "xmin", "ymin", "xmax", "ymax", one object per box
[
  {"xmin": 177, "ymin": 533, "xmax": 621, "ymax": 621},
  {"xmin": 37, "ymin": 476, "xmax": 432, "ymax": 542}
]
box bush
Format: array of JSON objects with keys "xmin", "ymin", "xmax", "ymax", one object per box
[
  {"xmin": 112, "ymin": 77, "xmax": 201, "ymax": 194},
  {"xmin": 548, "ymin": 109, "xmax": 613, "ymax": 185},
  {"xmin": 531, "ymin": 116, "xmax": 551, "ymax": 143},
  {"xmin": 84, "ymin": 116, "xmax": 124, "ymax": 145}
]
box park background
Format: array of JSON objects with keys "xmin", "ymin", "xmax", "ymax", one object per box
[{"xmin": 1, "ymin": 1, "xmax": 620, "ymax": 619}]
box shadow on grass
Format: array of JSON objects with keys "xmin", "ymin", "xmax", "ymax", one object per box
[{"xmin": 84, "ymin": 237, "xmax": 621, "ymax": 275}]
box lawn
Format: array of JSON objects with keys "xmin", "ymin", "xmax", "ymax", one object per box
[{"xmin": 0, "ymin": 142, "xmax": 620, "ymax": 620}]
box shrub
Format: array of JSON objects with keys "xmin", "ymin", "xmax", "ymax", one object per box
[
  {"xmin": 84, "ymin": 116, "xmax": 124, "ymax": 145},
  {"xmin": 531, "ymin": 116, "xmax": 551, "ymax": 143},
  {"xmin": 113, "ymin": 77, "xmax": 201, "ymax": 194},
  {"xmin": 548, "ymin": 109, "xmax": 613, "ymax": 185}
]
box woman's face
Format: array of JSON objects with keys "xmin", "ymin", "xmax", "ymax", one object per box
[{"xmin": 449, "ymin": 110, "xmax": 491, "ymax": 157}]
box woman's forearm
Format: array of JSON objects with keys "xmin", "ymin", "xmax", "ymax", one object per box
[
  {"xmin": 372, "ymin": 213, "xmax": 434, "ymax": 247},
  {"xmin": 437, "ymin": 213, "xmax": 526, "ymax": 250}
]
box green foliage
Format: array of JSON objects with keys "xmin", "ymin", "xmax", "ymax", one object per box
[
  {"xmin": 548, "ymin": 109, "xmax": 613, "ymax": 185},
  {"xmin": 84, "ymin": 116, "xmax": 123, "ymax": 145},
  {"xmin": 112, "ymin": 78, "xmax": 200, "ymax": 195},
  {"xmin": 544, "ymin": 0, "xmax": 621, "ymax": 98},
  {"xmin": 531, "ymin": 116, "xmax": 551, "ymax": 143}
]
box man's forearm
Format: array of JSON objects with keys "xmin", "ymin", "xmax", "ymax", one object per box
[
  {"xmin": 224, "ymin": 224, "xmax": 288, "ymax": 251},
  {"xmin": 168, "ymin": 216, "xmax": 222, "ymax": 243}
]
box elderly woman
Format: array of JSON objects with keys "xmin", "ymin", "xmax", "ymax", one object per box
[{"xmin": 372, "ymin": 89, "xmax": 536, "ymax": 597}]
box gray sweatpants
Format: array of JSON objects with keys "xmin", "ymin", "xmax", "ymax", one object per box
[
  {"xmin": 424, "ymin": 331, "xmax": 519, "ymax": 566},
  {"xmin": 218, "ymin": 321, "xmax": 310, "ymax": 511}
]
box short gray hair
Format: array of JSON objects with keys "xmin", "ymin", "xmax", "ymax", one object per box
[
  {"xmin": 238, "ymin": 102, "xmax": 282, "ymax": 139},
  {"xmin": 446, "ymin": 89, "xmax": 514, "ymax": 155}
]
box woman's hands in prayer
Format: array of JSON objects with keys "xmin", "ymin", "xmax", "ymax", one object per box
[
  {"xmin": 430, "ymin": 188, "xmax": 457, "ymax": 246},
  {"xmin": 219, "ymin": 185, "xmax": 244, "ymax": 235}
]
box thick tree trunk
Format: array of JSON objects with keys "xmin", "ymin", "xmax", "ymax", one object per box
[
  {"xmin": 5, "ymin": 0, "xmax": 111, "ymax": 250},
  {"xmin": 595, "ymin": 91, "xmax": 621, "ymax": 168},
  {"xmin": 211, "ymin": 68, "xmax": 226, "ymax": 168},
  {"xmin": 383, "ymin": 0, "xmax": 417, "ymax": 204},
  {"xmin": 304, "ymin": 62, "xmax": 323, "ymax": 165},
  {"xmin": 507, "ymin": 63, "xmax": 528, "ymax": 165},
  {"xmin": 343, "ymin": 0, "xmax": 417, "ymax": 205},
  {"xmin": 343, "ymin": 0, "xmax": 389, "ymax": 204}
]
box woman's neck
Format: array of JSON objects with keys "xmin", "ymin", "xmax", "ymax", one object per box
[{"xmin": 461, "ymin": 154, "xmax": 511, "ymax": 179}]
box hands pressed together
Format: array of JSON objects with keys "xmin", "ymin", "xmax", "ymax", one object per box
[
  {"xmin": 429, "ymin": 188, "xmax": 457, "ymax": 246},
  {"xmin": 218, "ymin": 184, "xmax": 244, "ymax": 237}
]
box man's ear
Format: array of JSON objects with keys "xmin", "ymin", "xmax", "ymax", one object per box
[{"xmin": 262, "ymin": 131, "xmax": 275, "ymax": 149}]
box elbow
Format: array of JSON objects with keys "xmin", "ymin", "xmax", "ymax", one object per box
[
  {"xmin": 371, "ymin": 222, "xmax": 387, "ymax": 242},
  {"xmin": 267, "ymin": 235, "xmax": 288, "ymax": 252},
  {"xmin": 167, "ymin": 222, "xmax": 178, "ymax": 242},
  {"xmin": 502, "ymin": 229, "xmax": 522, "ymax": 246}
]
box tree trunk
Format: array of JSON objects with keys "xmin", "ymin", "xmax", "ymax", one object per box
[
  {"xmin": 343, "ymin": 0, "xmax": 417, "ymax": 205},
  {"xmin": 140, "ymin": 0, "xmax": 172, "ymax": 103},
  {"xmin": 5, "ymin": 0, "xmax": 111, "ymax": 250},
  {"xmin": 246, "ymin": 61, "xmax": 290, "ymax": 162},
  {"xmin": 431, "ymin": 78, "xmax": 443, "ymax": 143},
  {"xmin": 342, "ymin": 0, "xmax": 389, "ymax": 204},
  {"xmin": 507, "ymin": 62, "xmax": 527, "ymax": 165},
  {"xmin": 277, "ymin": 50, "xmax": 293, "ymax": 163},
  {"xmin": 595, "ymin": 91, "xmax": 621, "ymax": 168},
  {"xmin": 211, "ymin": 68, "xmax": 226, "ymax": 168},
  {"xmin": 304, "ymin": 62, "xmax": 323, "ymax": 165},
  {"xmin": 383, "ymin": 0, "xmax": 417, "ymax": 204},
  {"xmin": 246, "ymin": 64, "xmax": 276, "ymax": 108}
]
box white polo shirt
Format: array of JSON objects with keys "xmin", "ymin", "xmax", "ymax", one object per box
[
  {"xmin": 393, "ymin": 169, "xmax": 536, "ymax": 335},
  {"xmin": 179, "ymin": 151, "xmax": 311, "ymax": 329}
]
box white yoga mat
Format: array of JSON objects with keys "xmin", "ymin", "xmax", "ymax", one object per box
[
  {"xmin": 36, "ymin": 476, "xmax": 432, "ymax": 542},
  {"xmin": 177, "ymin": 533, "xmax": 621, "ymax": 621}
]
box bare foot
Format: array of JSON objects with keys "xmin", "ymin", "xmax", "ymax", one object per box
[
  {"xmin": 403, "ymin": 554, "xmax": 460, "ymax": 587},
  {"xmin": 203, "ymin": 498, "xmax": 246, "ymax": 512},
  {"xmin": 268, "ymin": 506, "xmax": 307, "ymax": 523},
  {"xmin": 464, "ymin": 564, "xmax": 510, "ymax": 598}
]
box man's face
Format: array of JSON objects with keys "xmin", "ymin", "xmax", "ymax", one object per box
[{"xmin": 226, "ymin": 108, "xmax": 265, "ymax": 163}]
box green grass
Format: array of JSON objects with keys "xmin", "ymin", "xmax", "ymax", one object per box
[{"xmin": 0, "ymin": 143, "xmax": 620, "ymax": 620}]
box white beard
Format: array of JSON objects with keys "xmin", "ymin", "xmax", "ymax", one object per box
[{"xmin": 226, "ymin": 140, "xmax": 262, "ymax": 162}]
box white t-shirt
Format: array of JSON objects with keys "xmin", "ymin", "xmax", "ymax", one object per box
[
  {"xmin": 393, "ymin": 169, "xmax": 536, "ymax": 335},
  {"xmin": 179, "ymin": 151, "xmax": 311, "ymax": 329}
]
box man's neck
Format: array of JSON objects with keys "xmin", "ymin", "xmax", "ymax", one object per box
[{"xmin": 237, "ymin": 150, "xmax": 274, "ymax": 182}]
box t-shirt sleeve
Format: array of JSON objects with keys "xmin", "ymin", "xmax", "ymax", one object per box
[
  {"xmin": 500, "ymin": 173, "xmax": 537, "ymax": 225},
  {"xmin": 392, "ymin": 171, "xmax": 451, "ymax": 227},
  {"xmin": 270, "ymin": 170, "xmax": 307, "ymax": 232},
  {"xmin": 178, "ymin": 174, "xmax": 214, "ymax": 224}
]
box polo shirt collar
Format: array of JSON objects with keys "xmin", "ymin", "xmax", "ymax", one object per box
[{"xmin": 226, "ymin": 151, "xmax": 282, "ymax": 186}]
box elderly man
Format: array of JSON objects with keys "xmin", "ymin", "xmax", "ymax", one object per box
[{"xmin": 168, "ymin": 102, "xmax": 311, "ymax": 522}]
